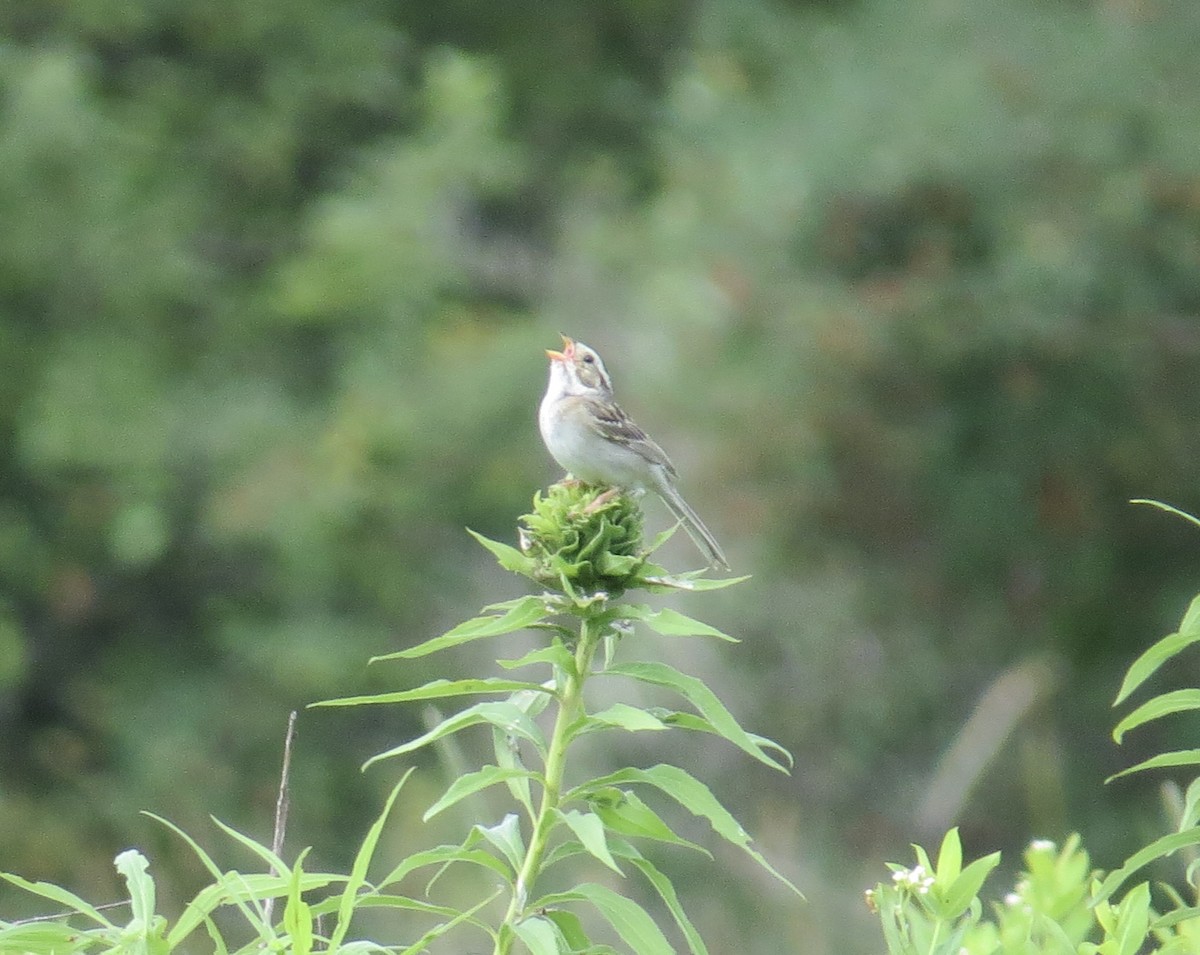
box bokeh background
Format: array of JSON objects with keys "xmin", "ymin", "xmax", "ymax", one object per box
[{"xmin": 3, "ymin": 0, "xmax": 1200, "ymax": 950}]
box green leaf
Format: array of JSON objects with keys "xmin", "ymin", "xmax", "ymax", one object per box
[
  {"xmin": 612, "ymin": 844, "xmax": 709, "ymax": 955},
  {"xmin": 498, "ymin": 644, "xmax": 575, "ymax": 672},
  {"xmin": 557, "ymin": 810, "xmax": 622, "ymax": 874},
  {"xmin": 378, "ymin": 843, "xmax": 512, "ymax": 889},
  {"xmin": 424, "ymin": 766, "xmax": 542, "ymax": 821},
  {"xmin": 1106, "ymin": 748, "xmax": 1200, "ymax": 782},
  {"xmin": 493, "ymin": 727, "xmax": 536, "ymax": 821},
  {"xmin": 284, "ymin": 850, "xmax": 314, "ymax": 955},
  {"xmin": 1108, "ymin": 882, "xmax": 1150, "ymax": 955},
  {"xmin": 468, "ymin": 528, "xmax": 538, "ymax": 575},
  {"xmin": 583, "ymin": 703, "xmax": 668, "ymax": 733},
  {"xmin": 1092, "ymin": 829, "xmax": 1200, "ymax": 904},
  {"xmin": 312, "ymin": 678, "xmax": 551, "ymax": 708},
  {"xmin": 1182, "ymin": 594, "xmax": 1200, "ymax": 637},
  {"xmin": 570, "ymin": 764, "xmax": 802, "ymax": 897},
  {"xmin": 1114, "ymin": 626, "xmax": 1200, "ymax": 707},
  {"xmin": 395, "ymin": 890, "xmax": 501, "ymax": 955},
  {"xmin": 513, "ymin": 916, "xmax": 563, "ymax": 955},
  {"xmin": 655, "ymin": 710, "xmax": 794, "ymax": 767},
  {"xmin": 329, "ymin": 770, "xmax": 413, "ymax": 950},
  {"xmin": 603, "ymin": 661, "xmax": 788, "ymax": 771},
  {"xmin": 1113, "ymin": 689, "xmax": 1200, "ymax": 743},
  {"xmin": 475, "ymin": 814, "xmax": 526, "ymax": 874},
  {"xmin": 208, "ymin": 816, "xmax": 288, "ymax": 875},
  {"xmin": 115, "ymin": 850, "xmax": 156, "ymax": 926},
  {"xmin": 365, "ymin": 701, "xmax": 546, "ymax": 768},
  {"xmin": 1130, "ymin": 499, "xmax": 1200, "ymax": 531},
  {"xmin": 617, "ymin": 605, "xmax": 739, "ymax": 642},
  {"xmin": 541, "ymin": 909, "xmax": 590, "ymax": 949},
  {"xmin": 0, "ymin": 873, "xmax": 115, "ymax": 928},
  {"xmin": 534, "ymin": 884, "xmax": 673, "ymax": 955},
  {"xmin": 1179, "ymin": 778, "xmax": 1200, "ymax": 832},
  {"xmin": 941, "ymin": 851, "xmax": 1001, "ymax": 919},
  {"xmin": 934, "ymin": 828, "xmax": 962, "ymax": 888},
  {"xmin": 0, "ymin": 922, "xmax": 92, "ymax": 954},
  {"xmin": 374, "ymin": 596, "xmax": 549, "ymax": 660},
  {"xmin": 590, "ymin": 789, "xmax": 710, "ymax": 855}
]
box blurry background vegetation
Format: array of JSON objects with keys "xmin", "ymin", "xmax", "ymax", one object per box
[{"xmin": 1, "ymin": 0, "xmax": 1200, "ymax": 951}]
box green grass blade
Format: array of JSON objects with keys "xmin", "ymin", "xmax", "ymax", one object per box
[
  {"xmin": 0, "ymin": 874, "xmax": 116, "ymax": 929},
  {"xmin": 328, "ymin": 769, "xmax": 413, "ymax": 950}
]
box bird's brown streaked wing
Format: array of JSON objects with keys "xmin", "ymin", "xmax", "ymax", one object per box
[{"xmin": 580, "ymin": 395, "xmax": 677, "ymax": 475}]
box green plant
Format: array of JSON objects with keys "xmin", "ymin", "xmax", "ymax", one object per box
[
  {"xmin": 869, "ymin": 501, "xmax": 1200, "ymax": 954},
  {"xmin": 1, "ymin": 482, "xmax": 798, "ymax": 954}
]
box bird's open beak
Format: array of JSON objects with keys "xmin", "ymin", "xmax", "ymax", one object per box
[{"xmin": 545, "ymin": 334, "xmax": 574, "ymax": 362}]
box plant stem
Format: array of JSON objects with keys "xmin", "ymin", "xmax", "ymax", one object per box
[{"xmin": 495, "ymin": 614, "xmax": 601, "ymax": 953}]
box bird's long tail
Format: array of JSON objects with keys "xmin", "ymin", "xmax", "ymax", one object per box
[{"xmin": 656, "ymin": 481, "xmax": 730, "ymax": 571}]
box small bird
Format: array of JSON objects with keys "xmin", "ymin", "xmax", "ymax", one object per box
[{"xmin": 539, "ymin": 336, "xmax": 730, "ymax": 571}]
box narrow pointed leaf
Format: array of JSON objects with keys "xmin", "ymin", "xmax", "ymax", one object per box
[
  {"xmin": 475, "ymin": 814, "xmax": 526, "ymax": 874},
  {"xmin": 329, "ymin": 770, "xmax": 413, "ymax": 949},
  {"xmin": 209, "ymin": 816, "xmax": 288, "ymax": 874},
  {"xmin": 630, "ymin": 606, "xmax": 739, "ymax": 642},
  {"xmin": 1113, "ymin": 689, "xmax": 1200, "ymax": 742},
  {"xmin": 534, "ymin": 885, "xmax": 673, "ymax": 955},
  {"xmin": 468, "ymin": 528, "xmax": 537, "ymax": 575},
  {"xmin": 558, "ymin": 810, "xmax": 622, "ymax": 874},
  {"xmin": 0, "ymin": 923, "xmax": 90, "ymax": 953},
  {"xmin": 934, "ymin": 828, "xmax": 962, "ymax": 887},
  {"xmin": 1114, "ymin": 628, "xmax": 1200, "ymax": 707},
  {"xmin": 1092, "ymin": 829, "xmax": 1200, "ymax": 904},
  {"xmin": 0, "ymin": 874, "xmax": 115, "ymax": 928},
  {"xmin": 493, "ymin": 727, "xmax": 535, "ymax": 820},
  {"xmin": 498, "ymin": 644, "xmax": 575, "ymax": 672},
  {"xmin": 379, "ymin": 844, "xmax": 512, "ymax": 889},
  {"xmin": 424, "ymin": 766, "xmax": 541, "ymax": 821},
  {"xmin": 656, "ymin": 710, "xmax": 793, "ymax": 766},
  {"xmin": 603, "ymin": 662, "xmax": 787, "ymax": 771},
  {"xmin": 591, "ymin": 789, "xmax": 710, "ymax": 855},
  {"xmin": 375, "ymin": 596, "xmax": 548, "ymax": 661},
  {"xmin": 1107, "ymin": 748, "xmax": 1200, "ymax": 782},
  {"xmin": 1131, "ymin": 500, "xmax": 1200, "ymax": 531},
  {"xmin": 396, "ymin": 891, "xmax": 500, "ymax": 955},
  {"xmin": 612, "ymin": 844, "xmax": 709, "ymax": 955},
  {"xmin": 583, "ymin": 703, "xmax": 668, "ymax": 733},
  {"xmin": 571, "ymin": 764, "xmax": 802, "ymax": 896},
  {"xmin": 942, "ymin": 851, "xmax": 1001, "ymax": 919},
  {"xmin": 365, "ymin": 701, "xmax": 545, "ymax": 768},
  {"xmin": 513, "ymin": 916, "xmax": 562, "ymax": 955},
  {"xmin": 313, "ymin": 678, "xmax": 550, "ymax": 708}
]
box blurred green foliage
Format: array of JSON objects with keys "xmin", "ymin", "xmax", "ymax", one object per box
[{"xmin": 2, "ymin": 0, "xmax": 1200, "ymax": 951}]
